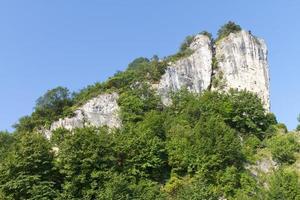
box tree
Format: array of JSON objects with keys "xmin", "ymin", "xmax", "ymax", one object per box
[
  {"xmin": 0, "ymin": 131, "xmax": 15, "ymax": 162},
  {"xmin": 13, "ymin": 116, "xmax": 39, "ymax": 133},
  {"xmin": 56, "ymin": 127, "xmax": 115, "ymax": 199},
  {"xmin": 217, "ymin": 21, "xmax": 242, "ymax": 41},
  {"xmin": 226, "ymin": 90, "xmax": 276, "ymax": 139},
  {"xmin": 180, "ymin": 35, "xmax": 195, "ymax": 52},
  {"xmin": 34, "ymin": 86, "xmax": 73, "ymax": 126},
  {"xmin": 0, "ymin": 132, "xmax": 59, "ymax": 199},
  {"xmin": 114, "ymin": 123, "xmax": 167, "ymax": 182},
  {"xmin": 267, "ymin": 134, "xmax": 300, "ymax": 164},
  {"xmin": 297, "ymin": 114, "xmax": 300, "ymax": 131},
  {"xmin": 193, "ymin": 115, "xmax": 243, "ymax": 176},
  {"xmin": 266, "ymin": 169, "xmax": 300, "ymax": 200}
]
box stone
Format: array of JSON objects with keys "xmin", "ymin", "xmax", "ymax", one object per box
[
  {"xmin": 157, "ymin": 34, "xmax": 213, "ymax": 105},
  {"xmin": 156, "ymin": 30, "xmax": 270, "ymax": 110},
  {"xmin": 214, "ymin": 30, "xmax": 270, "ymax": 110},
  {"xmin": 46, "ymin": 92, "xmax": 121, "ymax": 138}
]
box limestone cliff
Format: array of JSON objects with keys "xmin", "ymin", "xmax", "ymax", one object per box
[
  {"xmin": 46, "ymin": 29, "xmax": 270, "ymax": 137},
  {"xmin": 157, "ymin": 34, "xmax": 213, "ymax": 105},
  {"xmin": 213, "ymin": 30, "xmax": 270, "ymax": 110},
  {"xmin": 158, "ymin": 30, "xmax": 270, "ymax": 110},
  {"xmin": 45, "ymin": 93, "xmax": 121, "ymax": 138}
]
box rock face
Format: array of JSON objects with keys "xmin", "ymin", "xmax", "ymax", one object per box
[
  {"xmin": 214, "ymin": 30, "xmax": 270, "ymax": 110},
  {"xmin": 157, "ymin": 34, "xmax": 213, "ymax": 105},
  {"xmin": 46, "ymin": 93, "xmax": 121, "ymax": 138},
  {"xmin": 157, "ymin": 30, "xmax": 270, "ymax": 110},
  {"xmin": 45, "ymin": 29, "xmax": 270, "ymax": 138}
]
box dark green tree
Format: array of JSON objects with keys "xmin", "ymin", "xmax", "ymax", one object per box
[
  {"xmin": 217, "ymin": 21, "xmax": 242, "ymax": 41},
  {"xmin": 266, "ymin": 169, "xmax": 300, "ymax": 200},
  {"xmin": 0, "ymin": 132, "xmax": 59, "ymax": 200},
  {"xmin": 0, "ymin": 131, "xmax": 15, "ymax": 162},
  {"xmin": 297, "ymin": 114, "xmax": 300, "ymax": 131},
  {"xmin": 267, "ymin": 134, "xmax": 300, "ymax": 164},
  {"xmin": 180, "ymin": 35, "xmax": 195, "ymax": 52},
  {"xmin": 34, "ymin": 87, "xmax": 73, "ymax": 125},
  {"xmin": 56, "ymin": 127, "xmax": 115, "ymax": 199}
]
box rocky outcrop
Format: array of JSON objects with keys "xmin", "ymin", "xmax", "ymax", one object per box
[
  {"xmin": 157, "ymin": 34, "xmax": 213, "ymax": 105},
  {"xmin": 246, "ymin": 157, "xmax": 278, "ymax": 177},
  {"xmin": 45, "ymin": 93, "xmax": 121, "ymax": 138},
  {"xmin": 214, "ymin": 30, "xmax": 270, "ymax": 110},
  {"xmin": 157, "ymin": 30, "xmax": 270, "ymax": 110},
  {"xmin": 45, "ymin": 29, "xmax": 270, "ymax": 138}
]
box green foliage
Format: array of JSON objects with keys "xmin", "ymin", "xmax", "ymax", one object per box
[
  {"xmin": 14, "ymin": 87, "xmax": 74, "ymax": 131},
  {"xmin": 5, "ymin": 25, "xmax": 300, "ymax": 199},
  {"xmin": 98, "ymin": 175, "xmax": 164, "ymax": 200},
  {"xmin": 234, "ymin": 172, "xmax": 264, "ymax": 200},
  {"xmin": 13, "ymin": 115, "xmax": 40, "ymax": 133},
  {"xmin": 106, "ymin": 57, "xmax": 167, "ymax": 90},
  {"xmin": 72, "ymin": 82, "xmax": 106, "ymax": 106},
  {"xmin": 226, "ymin": 90, "xmax": 276, "ymax": 139},
  {"xmin": 0, "ymin": 131, "xmax": 15, "ymax": 161},
  {"xmin": 118, "ymin": 85, "xmax": 161, "ymax": 124},
  {"xmin": 267, "ymin": 133, "xmax": 300, "ymax": 164},
  {"xmin": 297, "ymin": 114, "xmax": 300, "ymax": 131},
  {"xmin": 241, "ymin": 135, "xmax": 262, "ymax": 161},
  {"xmin": 193, "ymin": 115, "xmax": 243, "ymax": 174},
  {"xmin": 175, "ymin": 173, "xmax": 220, "ymax": 200},
  {"xmin": 0, "ymin": 132, "xmax": 59, "ymax": 200},
  {"xmin": 266, "ymin": 169, "xmax": 300, "ymax": 200},
  {"xmin": 170, "ymin": 90, "xmax": 276, "ymax": 139},
  {"xmin": 211, "ymin": 57, "xmax": 219, "ymax": 70},
  {"xmin": 180, "ymin": 35, "xmax": 195, "ymax": 52},
  {"xmin": 34, "ymin": 87, "xmax": 73, "ymax": 123},
  {"xmin": 56, "ymin": 127, "xmax": 115, "ymax": 199},
  {"xmin": 217, "ymin": 21, "xmax": 242, "ymax": 41},
  {"xmin": 200, "ymin": 31, "xmax": 213, "ymax": 40},
  {"xmin": 114, "ymin": 121, "xmax": 167, "ymax": 181}
]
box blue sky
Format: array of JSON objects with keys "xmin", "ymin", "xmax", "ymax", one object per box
[{"xmin": 0, "ymin": 0, "xmax": 299, "ymax": 131}]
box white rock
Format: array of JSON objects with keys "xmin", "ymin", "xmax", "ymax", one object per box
[
  {"xmin": 214, "ymin": 30, "xmax": 270, "ymax": 110},
  {"xmin": 47, "ymin": 93, "xmax": 121, "ymax": 138},
  {"xmin": 157, "ymin": 34, "xmax": 213, "ymax": 105}
]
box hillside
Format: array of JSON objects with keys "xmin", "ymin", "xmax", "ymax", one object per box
[{"xmin": 0, "ymin": 22, "xmax": 300, "ymax": 200}]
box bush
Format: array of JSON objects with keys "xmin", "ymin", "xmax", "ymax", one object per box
[
  {"xmin": 0, "ymin": 131, "xmax": 15, "ymax": 161},
  {"xmin": 266, "ymin": 169, "xmax": 300, "ymax": 200},
  {"xmin": 297, "ymin": 114, "xmax": 300, "ymax": 131},
  {"xmin": 0, "ymin": 132, "xmax": 60, "ymax": 199},
  {"xmin": 267, "ymin": 134, "xmax": 300, "ymax": 164},
  {"xmin": 179, "ymin": 35, "xmax": 195, "ymax": 52},
  {"xmin": 217, "ymin": 21, "xmax": 242, "ymax": 41}
]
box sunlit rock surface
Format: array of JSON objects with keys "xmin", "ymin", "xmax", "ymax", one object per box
[
  {"xmin": 45, "ymin": 93, "xmax": 121, "ymax": 138},
  {"xmin": 214, "ymin": 30, "xmax": 270, "ymax": 110},
  {"xmin": 157, "ymin": 34, "xmax": 213, "ymax": 105},
  {"xmin": 157, "ymin": 30, "xmax": 270, "ymax": 110}
]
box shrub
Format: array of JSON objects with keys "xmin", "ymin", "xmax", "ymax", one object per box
[
  {"xmin": 267, "ymin": 134, "xmax": 300, "ymax": 164},
  {"xmin": 266, "ymin": 169, "xmax": 300, "ymax": 200},
  {"xmin": 179, "ymin": 35, "xmax": 195, "ymax": 52},
  {"xmin": 217, "ymin": 21, "xmax": 242, "ymax": 41}
]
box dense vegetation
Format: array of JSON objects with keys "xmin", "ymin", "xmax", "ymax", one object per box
[
  {"xmin": 2, "ymin": 87, "xmax": 300, "ymax": 199},
  {"xmin": 1, "ymin": 22, "xmax": 300, "ymax": 199}
]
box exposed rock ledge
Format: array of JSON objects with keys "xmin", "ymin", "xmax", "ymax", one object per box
[
  {"xmin": 45, "ymin": 29, "xmax": 270, "ymax": 138},
  {"xmin": 45, "ymin": 93, "xmax": 121, "ymax": 138},
  {"xmin": 157, "ymin": 30, "xmax": 270, "ymax": 111},
  {"xmin": 157, "ymin": 34, "xmax": 213, "ymax": 105}
]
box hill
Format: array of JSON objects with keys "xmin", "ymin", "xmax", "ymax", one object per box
[{"xmin": 0, "ymin": 22, "xmax": 299, "ymax": 200}]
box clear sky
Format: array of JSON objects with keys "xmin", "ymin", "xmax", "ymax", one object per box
[{"xmin": 0, "ymin": 0, "xmax": 299, "ymax": 131}]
